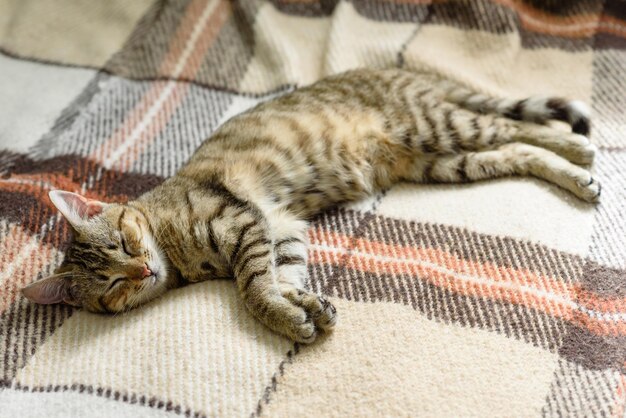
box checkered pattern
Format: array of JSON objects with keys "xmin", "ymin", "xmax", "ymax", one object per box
[{"xmin": 1, "ymin": 1, "xmax": 625, "ymax": 416}]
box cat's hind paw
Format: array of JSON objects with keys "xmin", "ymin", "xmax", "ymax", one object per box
[{"xmin": 577, "ymin": 176, "xmax": 602, "ymax": 203}]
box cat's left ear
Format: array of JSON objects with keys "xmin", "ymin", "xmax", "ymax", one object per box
[
  {"xmin": 21, "ymin": 275, "xmax": 76, "ymax": 305},
  {"xmin": 48, "ymin": 190, "xmax": 107, "ymax": 228}
]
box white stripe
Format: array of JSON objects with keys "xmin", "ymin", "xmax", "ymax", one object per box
[
  {"xmin": 310, "ymin": 243, "xmax": 626, "ymax": 323},
  {"xmin": 0, "ymin": 235, "xmax": 41, "ymax": 285}
]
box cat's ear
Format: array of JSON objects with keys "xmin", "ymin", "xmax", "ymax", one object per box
[
  {"xmin": 22, "ymin": 275, "xmax": 74, "ymax": 305},
  {"xmin": 48, "ymin": 190, "xmax": 107, "ymax": 227}
]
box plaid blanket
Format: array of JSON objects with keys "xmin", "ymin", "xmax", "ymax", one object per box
[{"xmin": 1, "ymin": 1, "xmax": 625, "ymax": 416}]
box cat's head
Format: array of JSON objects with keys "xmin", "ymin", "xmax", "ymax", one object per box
[{"xmin": 22, "ymin": 190, "xmax": 169, "ymax": 313}]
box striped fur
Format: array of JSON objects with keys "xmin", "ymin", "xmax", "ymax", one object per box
[{"xmin": 23, "ymin": 68, "xmax": 599, "ymax": 343}]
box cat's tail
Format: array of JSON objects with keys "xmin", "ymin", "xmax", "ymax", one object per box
[{"xmin": 443, "ymin": 85, "xmax": 591, "ymax": 136}]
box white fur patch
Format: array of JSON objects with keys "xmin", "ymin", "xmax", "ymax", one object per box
[
  {"xmin": 568, "ymin": 100, "xmax": 591, "ymax": 120},
  {"xmin": 48, "ymin": 190, "xmax": 84, "ymax": 227},
  {"xmin": 523, "ymin": 97, "xmax": 550, "ymax": 120},
  {"xmin": 142, "ymin": 232, "xmax": 169, "ymax": 294}
]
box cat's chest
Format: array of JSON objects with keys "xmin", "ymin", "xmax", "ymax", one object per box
[{"xmin": 160, "ymin": 224, "xmax": 231, "ymax": 283}]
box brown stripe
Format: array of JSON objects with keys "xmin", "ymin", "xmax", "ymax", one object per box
[
  {"xmin": 236, "ymin": 250, "xmax": 271, "ymax": 275},
  {"xmin": 559, "ymin": 322, "xmax": 626, "ymax": 372},
  {"xmin": 456, "ymin": 155, "xmax": 470, "ymax": 182},
  {"xmin": 310, "ymin": 209, "xmax": 584, "ymax": 283},
  {"xmin": 236, "ymin": 237, "xmax": 271, "ymax": 265},
  {"xmin": 420, "ymin": 106, "xmax": 441, "ymax": 153},
  {"xmin": 444, "ymin": 108, "xmax": 462, "ymax": 152},
  {"xmin": 230, "ymin": 220, "xmax": 258, "ymax": 263},
  {"xmin": 275, "ymin": 255, "xmax": 306, "ymax": 266},
  {"xmin": 309, "ymin": 263, "xmax": 566, "ymax": 352},
  {"xmin": 581, "ymin": 261, "xmax": 626, "ymax": 298},
  {"xmin": 275, "ymin": 237, "xmax": 303, "ymax": 248},
  {"xmin": 0, "ymin": 301, "xmax": 74, "ymax": 382},
  {"xmin": 252, "ymin": 343, "xmax": 300, "ymax": 418},
  {"xmin": 0, "ymin": 380, "xmax": 207, "ymax": 418},
  {"xmin": 240, "ymin": 268, "xmax": 269, "ymax": 292}
]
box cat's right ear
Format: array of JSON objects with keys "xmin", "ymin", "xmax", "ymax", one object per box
[
  {"xmin": 49, "ymin": 190, "xmax": 107, "ymax": 228},
  {"xmin": 21, "ymin": 275, "xmax": 72, "ymax": 305}
]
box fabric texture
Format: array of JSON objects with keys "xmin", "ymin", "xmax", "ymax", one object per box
[{"xmin": 0, "ymin": 0, "xmax": 625, "ymax": 417}]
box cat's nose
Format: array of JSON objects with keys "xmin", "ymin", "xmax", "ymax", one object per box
[{"xmin": 141, "ymin": 264, "xmax": 153, "ymax": 278}]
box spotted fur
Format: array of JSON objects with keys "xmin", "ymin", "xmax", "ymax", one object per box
[{"xmin": 22, "ymin": 69, "xmax": 599, "ymax": 343}]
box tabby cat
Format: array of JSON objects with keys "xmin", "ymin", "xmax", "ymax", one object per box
[{"xmin": 22, "ymin": 69, "xmax": 599, "ymax": 343}]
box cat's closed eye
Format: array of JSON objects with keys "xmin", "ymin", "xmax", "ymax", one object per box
[
  {"xmin": 108, "ymin": 277, "xmax": 127, "ymax": 292},
  {"xmin": 121, "ymin": 237, "xmax": 133, "ymax": 256}
]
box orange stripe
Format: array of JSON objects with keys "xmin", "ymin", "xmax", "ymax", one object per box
[
  {"xmin": 118, "ymin": 82, "xmax": 190, "ymax": 172},
  {"xmin": 0, "ymin": 225, "xmax": 58, "ymax": 312},
  {"xmin": 382, "ymin": 0, "xmax": 626, "ymax": 39},
  {"xmin": 93, "ymin": 0, "xmax": 231, "ymax": 170},
  {"xmin": 311, "ymin": 229, "xmax": 575, "ymax": 297},
  {"xmin": 0, "ymin": 224, "xmax": 27, "ymax": 279},
  {"xmin": 90, "ymin": 82, "xmax": 164, "ymax": 163},
  {"xmin": 179, "ymin": 0, "xmax": 230, "ymax": 80},
  {"xmin": 601, "ymin": 15, "xmax": 626, "ymax": 38},
  {"xmin": 158, "ymin": 0, "xmax": 210, "ymax": 76}
]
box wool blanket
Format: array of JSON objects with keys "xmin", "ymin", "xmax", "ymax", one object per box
[{"xmin": 0, "ymin": 0, "xmax": 625, "ymax": 416}]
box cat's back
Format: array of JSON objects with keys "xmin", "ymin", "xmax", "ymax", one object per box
[
  {"xmin": 176, "ymin": 68, "xmax": 439, "ymax": 212},
  {"xmin": 188, "ymin": 68, "xmax": 435, "ymax": 160}
]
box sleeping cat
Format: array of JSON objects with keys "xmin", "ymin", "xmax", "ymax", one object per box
[{"xmin": 22, "ymin": 68, "xmax": 598, "ymax": 343}]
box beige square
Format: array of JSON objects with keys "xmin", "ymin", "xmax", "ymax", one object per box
[
  {"xmin": 404, "ymin": 25, "xmax": 593, "ymax": 100},
  {"xmin": 239, "ymin": 1, "xmax": 416, "ymax": 93},
  {"xmin": 377, "ymin": 180, "xmax": 596, "ymax": 256},
  {"xmin": 321, "ymin": 1, "xmax": 416, "ymax": 75},
  {"xmin": 261, "ymin": 299, "xmax": 559, "ymax": 418},
  {"xmin": 239, "ymin": 3, "xmax": 331, "ymax": 93},
  {"xmin": 0, "ymin": 0, "xmax": 153, "ymax": 67},
  {"xmin": 15, "ymin": 280, "xmax": 293, "ymax": 417}
]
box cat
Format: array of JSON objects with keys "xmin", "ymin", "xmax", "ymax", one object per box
[{"xmin": 22, "ymin": 68, "xmax": 599, "ymax": 343}]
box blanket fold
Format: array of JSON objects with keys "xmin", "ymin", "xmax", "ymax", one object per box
[{"xmin": 0, "ymin": 0, "xmax": 624, "ymax": 416}]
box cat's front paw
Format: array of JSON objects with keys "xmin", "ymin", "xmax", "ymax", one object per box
[
  {"xmin": 283, "ymin": 289, "xmax": 337, "ymax": 332},
  {"xmin": 255, "ymin": 289, "xmax": 337, "ymax": 343}
]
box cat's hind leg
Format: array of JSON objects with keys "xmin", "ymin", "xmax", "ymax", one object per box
[
  {"xmin": 400, "ymin": 143, "xmax": 600, "ymax": 202},
  {"xmin": 458, "ymin": 117, "xmax": 596, "ymax": 166},
  {"xmin": 509, "ymin": 122, "xmax": 596, "ymax": 166}
]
